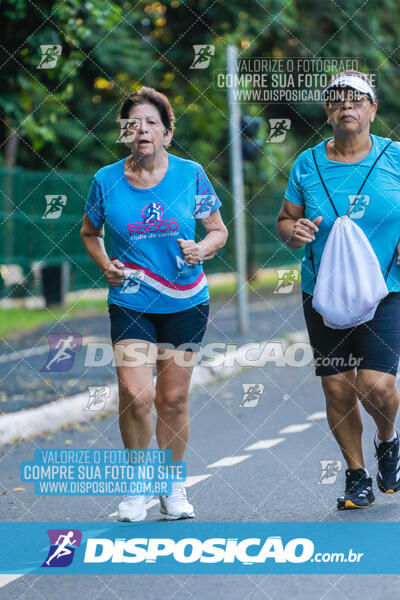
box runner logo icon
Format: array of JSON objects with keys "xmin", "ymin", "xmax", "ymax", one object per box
[
  {"xmin": 41, "ymin": 334, "xmax": 82, "ymax": 372},
  {"xmin": 190, "ymin": 45, "xmax": 215, "ymax": 69},
  {"xmin": 317, "ymin": 460, "xmax": 342, "ymax": 484},
  {"xmin": 267, "ymin": 119, "xmax": 291, "ymax": 143},
  {"xmin": 239, "ymin": 383, "xmax": 264, "ymax": 407},
  {"xmin": 348, "ymin": 195, "xmax": 370, "ymax": 219},
  {"xmin": 42, "ymin": 529, "xmax": 82, "ymax": 567},
  {"xmin": 274, "ymin": 269, "xmax": 299, "ymax": 294},
  {"xmin": 193, "ymin": 195, "xmax": 218, "ymax": 219},
  {"xmin": 142, "ymin": 202, "xmax": 163, "ymax": 223},
  {"xmin": 121, "ymin": 269, "xmax": 145, "ymax": 293}
]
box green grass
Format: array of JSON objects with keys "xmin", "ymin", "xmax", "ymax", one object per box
[
  {"xmin": 0, "ymin": 266, "xmax": 300, "ymax": 341},
  {"xmin": 209, "ymin": 265, "xmax": 300, "ymax": 298},
  {"xmin": 0, "ymin": 299, "xmax": 108, "ymax": 341}
]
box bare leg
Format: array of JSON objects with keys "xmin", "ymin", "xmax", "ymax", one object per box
[
  {"xmin": 321, "ymin": 369, "xmax": 365, "ymax": 469},
  {"xmin": 113, "ymin": 339, "xmax": 158, "ymax": 449},
  {"xmin": 154, "ymin": 348, "xmax": 196, "ymax": 461},
  {"xmin": 356, "ymin": 370, "xmax": 399, "ymax": 441}
]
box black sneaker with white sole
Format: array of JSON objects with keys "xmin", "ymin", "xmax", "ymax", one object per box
[
  {"xmin": 374, "ymin": 431, "xmax": 400, "ymax": 494},
  {"xmin": 337, "ymin": 468, "xmax": 375, "ymax": 510}
]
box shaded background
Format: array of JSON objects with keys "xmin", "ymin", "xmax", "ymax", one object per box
[{"xmin": 1, "ymin": 0, "xmax": 400, "ymax": 296}]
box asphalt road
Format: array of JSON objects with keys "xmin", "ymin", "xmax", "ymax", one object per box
[
  {"xmin": 0, "ymin": 291, "xmax": 305, "ymax": 413},
  {"xmin": 2, "ymin": 345, "xmax": 400, "ymax": 597},
  {"xmin": 1, "ymin": 289, "xmax": 400, "ymax": 598}
]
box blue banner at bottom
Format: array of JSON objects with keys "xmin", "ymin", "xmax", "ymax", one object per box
[{"xmin": 0, "ymin": 522, "xmax": 397, "ymax": 574}]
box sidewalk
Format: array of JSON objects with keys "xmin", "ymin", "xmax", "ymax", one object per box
[{"xmin": 0, "ymin": 266, "xmax": 295, "ymax": 309}]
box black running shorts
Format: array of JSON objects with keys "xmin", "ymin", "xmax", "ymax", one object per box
[
  {"xmin": 302, "ymin": 291, "xmax": 400, "ymax": 376},
  {"xmin": 108, "ymin": 301, "xmax": 209, "ymax": 351}
]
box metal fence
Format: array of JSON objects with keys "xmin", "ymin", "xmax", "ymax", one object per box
[{"xmin": 0, "ymin": 166, "xmax": 300, "ymax": 299}]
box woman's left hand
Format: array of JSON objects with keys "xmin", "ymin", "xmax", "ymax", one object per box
[{"xmin": 177, "ymin": 239, "xmax": 202, "ymax": 264}]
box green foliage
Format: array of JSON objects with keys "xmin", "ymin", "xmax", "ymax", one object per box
[{"xmin": 3, "ymin": 0, "xmax": 400, "ymax": 196}]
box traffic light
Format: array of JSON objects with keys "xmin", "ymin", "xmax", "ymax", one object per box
[{"xmin": 240, "ymin": 116, "xmax": 263, "ymax": 161}]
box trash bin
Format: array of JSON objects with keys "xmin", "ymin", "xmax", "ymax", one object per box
[{"xmin": 41, "ymin": 262, "xmax": 70, "ymax": 307}]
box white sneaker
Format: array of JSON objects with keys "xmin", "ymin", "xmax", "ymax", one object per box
[
  {"xmin": 117, "ymin": 495, "xmax": 152, "ymax": 522},
  {"xmin": 159, "ymin": 485, "xmax": 195, "ymax": 520}
]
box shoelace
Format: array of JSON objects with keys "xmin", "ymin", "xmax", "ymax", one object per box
[
  {"xmin": 123, "ymin": 494, "xmax": 152, "ymax": 502},
  {"xmin": 123, "ymin": 495, "xmax": 143, "ymax": 502},
  {"xmin": 168, "ymin": 486, "xmax": 187, "ymax": 501},
  {"xmin": 345, "ymin": 471, "xmax": 370, "ymax": 494},
  {"xmin": 374, "ymin": 440, "xmax": 399, "ymax": 472}
]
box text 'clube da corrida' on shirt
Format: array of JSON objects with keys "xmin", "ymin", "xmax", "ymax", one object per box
[{"xmin": 84, "ymin": 153, "xmax": 222, "ymax": 313}]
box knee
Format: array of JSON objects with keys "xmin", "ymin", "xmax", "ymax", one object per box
[
  {"xmin": 357, "ymin": 374, "xmax": 397, "ymax": 410},
  {"xmin": 155, "ymin": 391, "xmax": 188, "ymax": 416},
  {"xmin": 322, "ymin": 376, "xmax": 357, "ymax": 408},
  {"xmin": 119, "ymin": 384, "xmax": 155, "ymax": 419}
]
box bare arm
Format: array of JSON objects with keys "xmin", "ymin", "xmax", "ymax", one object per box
[
  {"xmin": 80, "ymin": 213, "xmax": 124, "ymax": 286},
  {"xmin": 276, "ymin": 199, "xmax": 322, "ymax": 250},
  {"xmin": 177, "ymin": 209, "xmax": 228, "ymax": 264}
]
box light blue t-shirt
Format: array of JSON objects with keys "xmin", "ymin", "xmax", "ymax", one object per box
[
  {"xmin": 84, "ymin": 153, "xmax": 222, "ymax": 313},
  {"xmin": 285, "ymin": 134, "xmax": 400, "ymax": 295}
]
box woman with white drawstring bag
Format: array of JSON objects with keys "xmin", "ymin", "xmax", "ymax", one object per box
[{"xmin": 277, "ymin": 70, "xmax": 400, "ymax": 511}]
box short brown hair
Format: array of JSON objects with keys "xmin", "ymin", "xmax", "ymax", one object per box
[{"xmin": 119, "ymin": 87, "xmax": 175, "ymax": 133}]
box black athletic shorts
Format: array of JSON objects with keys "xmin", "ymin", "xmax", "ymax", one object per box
[
  {"xmin": 108, "ymin": 301, "xmax": 209, "ymax": 350},
  {"xmin": 302, "ymin": 290, "xmax": 400, "ymax": 376}
]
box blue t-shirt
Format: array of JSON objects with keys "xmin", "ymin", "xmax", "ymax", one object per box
[
  {"xmin": 285, "ymin": 134, "xmax": 400, "ymax": 295},
  {"xmin": 84, "ymin": 153, "xmax": 222, "ymax": 313}
]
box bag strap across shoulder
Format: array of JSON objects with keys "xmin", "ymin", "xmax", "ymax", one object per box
[
  {"xmin": 311, "ymin": 149, "xmax": 339, "ymax": 217},
  {"xmin": 311, "ymin": 140, "xmax": 392, "ymax": 218},
  {"xmin": 308, "ymin": 140, "xmax": 393, "ymax": 285}
]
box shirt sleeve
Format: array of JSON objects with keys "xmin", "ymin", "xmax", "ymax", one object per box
[
  {"xmin": 284, "ymin": 155, "xmax": 305, "ymax": 206},
  {"xmin": 194, "ymin": 164, "xmax": 222, "ymax": 218},
  {"xmin": 84, "ymin": 178, "xmax": 105, "ymax": 227}
]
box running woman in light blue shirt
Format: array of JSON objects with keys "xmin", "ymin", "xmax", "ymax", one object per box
[
  {"xmin": 277, "ymin": 71, "xmax": 400, "ymax": 511},
  {"xmin": 81, "ymin": 87, "xmax": 228, "ymax": 522}
]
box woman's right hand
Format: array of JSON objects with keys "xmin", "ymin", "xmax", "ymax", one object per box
[
  {"xmin": 102, "ymin": 259, "xmax": 125, "ymax": 286},
  {"xmin": 291, "ymin": 216, "xmax": 323, "ymax": 245}
]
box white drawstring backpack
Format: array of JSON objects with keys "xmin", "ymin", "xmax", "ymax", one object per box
[{"xmin": 309, "ymin": 141, "xmax": 398, "ymax": 329}]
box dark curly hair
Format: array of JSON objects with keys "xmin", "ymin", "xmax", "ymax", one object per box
[{"xmin": 119, "ymin": 87, "xmax": 176, "ymax": 136}]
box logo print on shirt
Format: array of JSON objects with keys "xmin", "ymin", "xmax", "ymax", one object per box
[
  {"xmin": 127, "ymin": 202, "xmax": 178, "ymax": 236},
  {"xmin": 176, "ymin": 255, "xmax": 195, "ymax": 277},
  {"xmin": 348, "ymin": 195, "xmax": 370, "ymax": 220},
  {"xmin": 142, "ymin": 202, "xmax": 163, "ymax": 223}
]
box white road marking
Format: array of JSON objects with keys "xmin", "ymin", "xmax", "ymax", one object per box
[
  {"xmin": 307, "ymin": 411, "xmax": 327, "ymax": 421},
  {"xmin": 0, "ymin": 574, "xmax": 23, "ymax": 588},
  {"xmin": 245, "ymin": 438, "xmax": 285, "ymax": 451},
  {"xmin": 279, "ymin": 423, "xmax": 312, "ymax": 434},
  {"xmin": 207, "ymin": 455, "xmax": 250, "ymax": 468},
  {"xmin": 0, "ymin": 321, "xmax": 331, "ymax": 589},
  {"xmin": 184, "ymin": 474, "xmax": 212, "ymax": 487}
]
